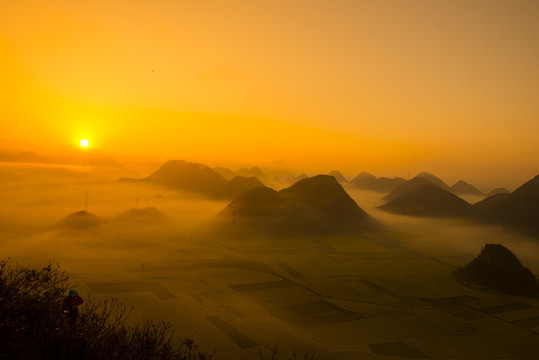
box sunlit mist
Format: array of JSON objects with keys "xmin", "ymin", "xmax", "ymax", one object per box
[{"xmin": 1, "ymin": 1, "xmax": 539, "ymax": 359}]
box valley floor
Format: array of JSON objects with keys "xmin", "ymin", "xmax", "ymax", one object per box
[{"xmin": 39, "ymin": 229, "xmax": 539, "ymax": 360}]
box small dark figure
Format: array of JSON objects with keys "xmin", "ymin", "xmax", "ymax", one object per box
[{"xmin": 62, "ymin": 289, "xmax": 83, "ymax": 327}]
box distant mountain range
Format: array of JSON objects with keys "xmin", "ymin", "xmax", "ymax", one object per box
[
  {"xmin": 0, "ymin": 150, "xmax": 123, "ymax": 168},
  {"xmin": 119, "ymin": 160, "xmax": 265, "ymax": 200},
  {"xmin": 384, "ymin": 173, "xmax": 487, "ymax": 200},
  {"xmin": 328, "ymin": 170, "xmax": 348, "ymax": 183},
  {"xmin": 236, "ymin": 166, "xmax": 268, "ymax": 179},
  {"xmin": 213, "ymin": 166, "xmax": 268, "ymax": 180},
  {"xmin": 214, "ymin": 175, "xmax": 379, "ymax": 236},
  {"xmin": 0, "ymin": 151, "xmax": 49, "ymax": 163},
  {"xmin": 351, "ymin": 170, "xmax": 487, "ymax": 198},
  {"xmin": 378, "ymin": 174, "xmax": 539, "ymax": 237},
  {"xmin": 350, "ymin": 172, "xmax": 406, "ymax": 193}
]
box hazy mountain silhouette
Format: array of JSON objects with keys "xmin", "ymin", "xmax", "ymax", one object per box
[
  {"xmin": 54, "ymin": 207, "xmax": 169, "ymax": 231},
  {"xmin": 486, "ymin": 187, "xmax": 511, "ymax": 196},
  {"xmin": 379, "ymin": 184, "xmax": 473, "ymax": 218},
  {"xmin": 114, "ymin": 207, "xmax": 167, "ymax": 223},
  {"xmin": 0, "ymin": 151, "xmax": 50, "ymax": 163},
  {"xmin": 351, "ymin": 172, "xmax": 377, "ymax": 188},
  {"xmin": 54, "ymin": 211, "xmax": 103, "ymax": 230},
  {"xmin": 293, "ymin": 173, "xmax": 309, "ymax": 183},
  {"xmin": 215, "ymin": 175, "xmax": 378, "ymax": 236},
  {"xmin": 451, "ymin": 180, "xmax": 484, "ymax": 195},
  {"xmin": 453, "ymin": 244, "xmax": 539, "ymax": 296},
  {"xmin": 384, "ymin": 177, "xmax": 438, "ymax": 201},
  {"xmin": 479, "ymin": 175, "xmax": 539, "ymax": 236},
  {"xmin": 120, "ymin": 160, "xmax": 228, "ymax": 195},
  {"xmin": 376, "ymin": 177, "xmax": 407, "ymax": 192},
  {"xmin": 54, "ymin": 152, "xmax": 123, "ymax": 168},
  {"xmin": 213, "ymin": 166, "xmax": 236, "ymax": 180},
  {"xmin": 119, "ymin": 160, "xmax": 267, "ymax": 200},
  {"xmin": 328, "ymin": 170, "xmax": 348, "ymax": 183},
  {"xmin": 213, "ymin": 176, "xmax": 265, "ymax": 199},
  {"xmin": 351, "ymin": 172, "xmax": 406, "ymax": 193},
  {"xmin": 0, "ymin": 150, "xmax": 123, "ymax": 168},
  {"xmin": 415, "ymin": 171, "xmax": 451, "ymax": 191},
  {"xmin": 236, "ymin": 166, "xmax": 268, "ymax": 179}
]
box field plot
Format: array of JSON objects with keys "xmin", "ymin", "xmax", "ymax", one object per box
[{"xmin": 59, "ymin": 231, "xmax": 539, "ymax": 360}]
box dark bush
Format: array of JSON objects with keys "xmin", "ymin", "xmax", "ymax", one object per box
[{"xmin": 0, "ymin": 260, "xmax": 214, "ymax": 360}]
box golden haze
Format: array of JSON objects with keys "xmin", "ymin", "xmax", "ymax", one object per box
[{"xmin": 1, "ymin": 0, "xmax": 538, "ymax": 186}]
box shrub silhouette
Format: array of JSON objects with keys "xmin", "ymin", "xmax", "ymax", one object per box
[{"xmin": 0, "ymin": 260, "xmax": 214, "ymax": 360}]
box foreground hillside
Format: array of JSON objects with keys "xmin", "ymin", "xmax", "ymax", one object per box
[{"xmin": 0, "ymin": 261, "xmax": 215, "ymax": 360}]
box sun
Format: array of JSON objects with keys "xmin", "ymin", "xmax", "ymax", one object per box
[{"xmin": 80, "ymin": 139, "xmax": 89, "ymax": 147}]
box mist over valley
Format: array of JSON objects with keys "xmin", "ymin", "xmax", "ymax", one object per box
[{"xmin": 1, "ymin": 157, "xmax": 539, "ymax": 359}]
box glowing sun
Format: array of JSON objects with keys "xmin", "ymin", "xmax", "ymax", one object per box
[{"xmin": 80, "ymin": 139, "xmax": 89, "ymax": 147}]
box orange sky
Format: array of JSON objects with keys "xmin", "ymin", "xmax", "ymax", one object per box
[{"xmin": 1, "ymin": 0, "xmax": 538, "ymax": 186}]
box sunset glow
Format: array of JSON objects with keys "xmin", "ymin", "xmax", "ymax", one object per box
[
  {"xmin": 1, "ymin": 0, "xmax": 538, "ymax": 186},
  {"xmin": 1, "ymin": 2, "xmax": 539, "ymax": 358}
]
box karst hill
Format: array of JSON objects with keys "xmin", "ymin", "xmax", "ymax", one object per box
[
  {"xmin": 215, "ymin": 175, "xmax": 378, "ymax": 236},
  {"xmin": 379, "ymin": 184, "xmax": 474, "ymax": 218},
  {"xmin": 453, "ymin": 244, "xmax": 539, "ymax": 296}
]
